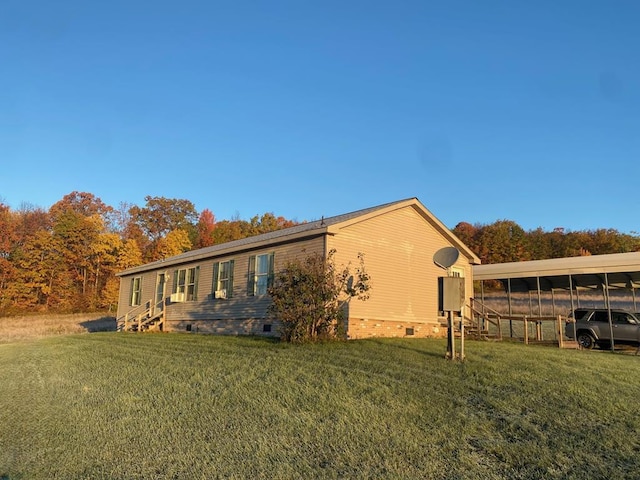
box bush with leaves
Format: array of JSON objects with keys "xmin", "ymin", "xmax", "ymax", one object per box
[{"xmin": 268, "ymin": 249, "xmax": 371, "ymax": 343}]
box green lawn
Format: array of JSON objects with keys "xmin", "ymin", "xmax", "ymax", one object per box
[{"xmin": 1, "ymin": 334, "xmax": 639, "ymax": 479}]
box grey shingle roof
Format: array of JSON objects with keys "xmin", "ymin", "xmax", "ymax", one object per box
[{"xmin": 119, "ymin": 198, "xmax": 415, "ymax": 276}]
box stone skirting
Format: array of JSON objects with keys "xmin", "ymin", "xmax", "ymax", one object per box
[
  {"xmin": 346, "ymin": 318, "xmax": 446, "ymax": 339},
  {"xmin": 166, "ymin": 318, "xmax": 279, "ymax": 337},
  {"xmin": 165, "ymin": 317, "xmax": 447, "ymax": 340}
]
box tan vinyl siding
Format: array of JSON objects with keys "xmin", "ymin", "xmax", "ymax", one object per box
[
  {"xmin": 328, "ymin": 205, "xmax": 472, "ymax": 337},
  {"xmin": 117, "ymin": 235, "xmax": 325, "ymax": 333},
  {"xmin": 116, "ymin": 270, "xmax": 168, "ymax": 318},
  {"xmin": 164, "ymin": 236, "xmax": 324, "ymax": 330}
]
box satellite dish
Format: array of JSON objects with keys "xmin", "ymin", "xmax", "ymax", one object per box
[{"xmin": 433, "ymin": 247, "xmax": 459, "ymax": 270}]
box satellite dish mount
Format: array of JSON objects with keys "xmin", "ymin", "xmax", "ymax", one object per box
[{"xmin": 433, "ymin": 247, "xmax": 465, "ymax": 361}]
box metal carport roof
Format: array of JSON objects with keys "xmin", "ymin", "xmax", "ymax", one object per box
[{"xmin": 473, "ymin": 252, "xmax": 640, "ymax": 292}]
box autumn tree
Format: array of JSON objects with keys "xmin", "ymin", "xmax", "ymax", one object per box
[
  {"xmin": 475, "ymin": 220, "xmax": 529, "ymax": 264},
  {"xmin": 452, "ymin": 222, "xmax": 480, "ymax": 254},
  {"xmin": 0, "ymin": 203, "xmax": 17, "ymax": 312},
  {"xmin": 129, "ymin": 196, "xmax": 198, "ymax": 242},
  {"xmin": 211, "ymin": 213, "xmax": 298, "ymax": 244},
  {"xmin": 129, "ymin": 196, "xmax": 198, "ymax": 261},
  {"xmin": 156, "ymin": 229, "xmax": 192, "ymax": 259},
  {"xmin": 49, "ymin": 191, "xmax": 112, "ymax": 220},
  {"xmin": 11, "ymin": 229, "xmax": 67, "ymax": 310},
  {"xmin": 268, "ymin": 250, "xmax": 371, "ymax": 343},
  {"xmin": 248, "ymin": 212, "xmax": 298, "ymax": 235},
  {"xmin": 194, "ymin": 209, "xmax": 216, "ymax": 248}
]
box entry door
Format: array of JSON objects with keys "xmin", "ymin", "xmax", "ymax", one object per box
[{"xmin": 156, "ymin": 273, "xmax": 166, "ymax": 310}]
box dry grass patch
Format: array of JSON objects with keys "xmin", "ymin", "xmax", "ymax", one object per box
[{"xmin": 0, "ymin": 313, "xmax": 115, "ymax": 343}]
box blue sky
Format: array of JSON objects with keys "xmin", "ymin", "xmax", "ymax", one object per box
[{"xmin": 1, "ymin": 1, "xmax": 639, "ymax": 233}]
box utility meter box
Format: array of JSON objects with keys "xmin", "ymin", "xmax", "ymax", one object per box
[{"xmin": 438, "ymin": 277, "xmax": 465, "ymax": 312}]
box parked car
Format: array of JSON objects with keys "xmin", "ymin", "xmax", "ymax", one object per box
[{"xmin": 565, "ymin": 308, "xmax": 640, "ymax": 349}]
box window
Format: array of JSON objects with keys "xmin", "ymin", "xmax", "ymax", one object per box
[
  {"xmin": 173, "ymin": 266, "xmax": 199, "ymax": 301},
  {"xmin": 130, "ymin": 277, "xmax": 142, "ymax": 306},
  {"xmin": 593, "ymin": 311, "xmax": 609, "ymax": 323},
  {"xmin": 213, "ymin": 260, "xmax": 235, "ymax": 298},
  {"xmin": 247, "ymin": 253, "xmax": 274, "ymax": 296},
  {"xmin": 613, "ymin": 313, "xmax": 637, "ymax": 325}
]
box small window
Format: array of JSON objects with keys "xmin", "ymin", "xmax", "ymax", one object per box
[
  {"xmin": 263, "ymin": 324, "xmax": 272, "ymax": 333},
  {"xmin": 130, "ymin": 277, "xmax": 142, "ymax": 306},
  {"xmin": 451, "ymin": 267, "xmax": 464, "ymax": 278},
  {"xmin": 405, "ymin": 327, "xmax": 415, "ymax": 336},
  {"xmin": 186, "ymin": 324, "xmax": 192, "ymax": 332}
]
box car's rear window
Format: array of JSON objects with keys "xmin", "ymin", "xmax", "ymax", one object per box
[{"xmin": 573, "ymin": 309, "xmax": 590, "ymax": 320}]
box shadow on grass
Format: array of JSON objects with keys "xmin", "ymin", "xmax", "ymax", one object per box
[{"xmin": 80, "ymin": 317, "xmax": 116, "ymax": 332}]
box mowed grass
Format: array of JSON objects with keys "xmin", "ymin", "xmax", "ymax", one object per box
[{"xmin": 1, "ymin": 334, "xmax": 639, "ymax": 479}]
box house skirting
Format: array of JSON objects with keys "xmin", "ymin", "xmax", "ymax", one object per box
[
  {"xmin": 346, "ymin": 318, "xmax": 445, "ymax": 339},
  {"xmin": 167, "ymin": 318, "xmax": 279, "ymax": 336},
  {"xmin": 165, "ymin": 317, "xmax": 446, "ymax": 340}
]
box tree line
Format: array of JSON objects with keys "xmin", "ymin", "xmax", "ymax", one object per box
[
  {"xmin": 453, "ymin": 220, "xmax": 640, "ymax": 265},
  {"xmin": 0, "ymin": 192, "xmax": 638, "ymax": 316},
  {"xmin": 0, "ymin": 191, "xmax": 296, "ymax": 315}
]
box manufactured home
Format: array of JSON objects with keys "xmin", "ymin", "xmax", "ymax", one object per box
[{"xmin": 116, "ymin": 198, "xmax": 480, "ymax": 338}]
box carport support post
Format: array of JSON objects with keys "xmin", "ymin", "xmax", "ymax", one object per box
[
  {"xmin": 605, "ymin": 273, "xmax": 615, "ymax": 352},
  {"xmin": 480, "ymin": 281, "xmax": 486, "ymax": 332},
  {"xmin": 507, "ymin": 278, "xmax": 513, "ymax": 338},
  {"xmin": 537, "ymin": 277, "xmax": 543, "ymax": 341},
  {"xmin": 569, "ymin": 275, "xmax": 577, "ymax": 343},
  {"xmin": 632, "ymin": 286, "xmax": 637, "ymax": 311}
]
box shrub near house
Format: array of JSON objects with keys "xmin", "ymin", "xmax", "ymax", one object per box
[{"xmin": 268, "ymin": 250, "xmax": 371, "ymax": 342}]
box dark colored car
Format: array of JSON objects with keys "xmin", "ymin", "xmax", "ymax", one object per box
[{"xmin": 565, "ymin": 308, "xmax": 640, "ymax": 349}]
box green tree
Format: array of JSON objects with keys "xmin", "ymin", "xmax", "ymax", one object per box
[{"xmin": 268, "ymin": 250, "xmax": 371, "ymax": 343}]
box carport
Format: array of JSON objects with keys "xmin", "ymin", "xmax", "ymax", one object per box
[{"xmin": 473, "ymin": 252, "xmax": 640, "ymax": 349}]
